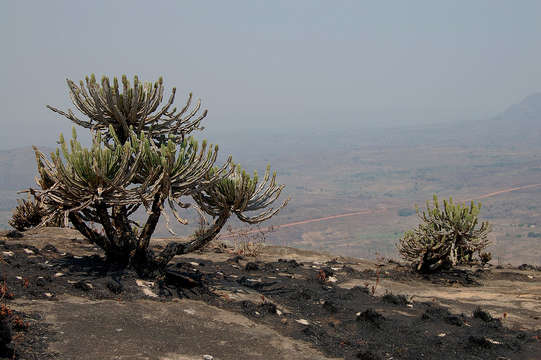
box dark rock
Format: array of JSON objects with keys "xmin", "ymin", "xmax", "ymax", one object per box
[
  {"xmin": 259, "ymin": 302, "xmax": 277, "ymax": 314},
  {"xmin": 518, "ymin": 264, "xmax": 539, "ymax": 271},
  {"xmin": 42, "ymin": 244, "xmax": 59, "ymax": 253},
  {"xmin": 357, "ymin": 351, "xmax": 382, "ymax": 360},
  {"xmin": 473, "ymin": 307, "xmax": 493, "ymax": 322},
  {"xmin": 322, "ymin": 300, "xmax": 338, "ymax": 313},
  {"xmin": 0, "ymin": 319, "xmax": 12, "ymax": 347},
  {"xmin": 245, "ymin": 262, "xmax": 259, "ymax": 271},
  {"xmin": 445, "ymin": 315, "xmax": 464, "ymax": 327},
  {"xmin": 381, "ymin": 293, "xmax": 409, "ymax": 306},
  {"xmin": 166, "ymin": 270, "xmax": 202, "ymax": 289},
  {"xmin": 468, "ymin": 335, "xmax": 492, "ymax": 348},
  {"xmin": 5, "ymin": 230, "xmax": 23, "ymax": 239},
  {"xmin": 228, "ymin": 255, "xmax": 244, "ymax": 263},
  {"xmin": 36, "ymin": 278, "xmax": 46, "ymax": 287},
  {"xmin": 356, "ymin": 308, "xmax": 385, "ymax": 327},
  {"xmin": 106, "ymin": 279, "xmax": 123, "ymax": 294},
  {"xmin": 73, "ymin": 281, "xmax": 92, "ymax": 292}
]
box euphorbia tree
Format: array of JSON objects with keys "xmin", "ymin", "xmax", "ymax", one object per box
[{"xmin": 27, "ymin": 75, "xmax": 288, "ymax": 276}]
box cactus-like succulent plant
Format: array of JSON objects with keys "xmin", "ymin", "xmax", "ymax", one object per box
[
  {"xmin": 397, "ymin": 195, "xmax": 491, "ymax": 273},
  {"xmin": 24, "ymin": 75, "xmax": 289, "ymax": 276}
]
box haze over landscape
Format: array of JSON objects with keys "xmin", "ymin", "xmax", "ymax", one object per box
[{"xmin": 2, "ymin": 1, "xmax": 541, "ymax": 265}]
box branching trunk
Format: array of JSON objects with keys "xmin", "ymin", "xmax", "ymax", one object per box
[{"xmin": 154, "ymin": 211, "xmax": 230, "ymax": 269}]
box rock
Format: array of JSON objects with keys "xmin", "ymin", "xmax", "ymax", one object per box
[
  {"xmin": 202, "ymin": 355, "xmax": 214, "ymax": 360},
  {"xmin": 5, "ymin": 230, "xmax": 23, "ymax": 239},
  {"xmin": 356, "ymin": 309, "xmax": 385, "ymax": 327},
  {"xmin": 468, "ymin": 335, "xmax": 492, "ymax": 348},
  {"xmin": 74, "ymin": 281, "xmax": 92, "ymax": 291},
  {"xmin": 245, "ymin": 262, "xmax": 259, "ymax": 271},
  {"xmin": 382, "ymin": 293, "xmax": 409, "ymax": 306},
  {"xmin": 106, "ymin": 279, "xmax": 123, "ymax": 294},
  {"xmin": 356, "ymin": 350, "xmax": 382, "ymax": 360},
  {"xmin": 41, "ymin": 244, "xmax": 59, "ymax": 253},
  {"xmin": 322, "ymin": 300, "xmax": 338, "ymax": 313},
  {"xmin": 296, "ymin": 319, "xmax": 310, "ymax": 325},
  {"xmin": 0, "ymin": 319, "xmax": 12, "ymax": 347}
]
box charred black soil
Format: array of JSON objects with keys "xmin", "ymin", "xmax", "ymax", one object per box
[{"xmin": 0, "ymin": 231, "xmax": 540, "ymax": 360}]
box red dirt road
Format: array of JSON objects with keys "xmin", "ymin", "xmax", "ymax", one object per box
[{"xmin": 220, "ymin": 183, "xmax": 541, "ymax": 238}]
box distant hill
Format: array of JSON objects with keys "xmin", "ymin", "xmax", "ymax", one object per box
[{"xmin": 469, "ymin": 92, "xmax": 541, "ymax": 147}]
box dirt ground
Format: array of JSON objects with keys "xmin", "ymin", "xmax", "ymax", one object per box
[{"xmin": 0, "ymin": 227, "xmax": 540, "ymax": 360}]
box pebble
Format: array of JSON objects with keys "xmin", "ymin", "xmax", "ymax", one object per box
[
  {"xmin": 23, "ymin": 248, "xmax": 34, "ymax": 254},
  {"xmin": 296, "ymin": 319, "xmax": 310, "ymax": 325},
  {"xmin": 203, "ymin": 355, "xmax": 214, "ymax": 360},
  {"xmin": 327, "ymin": 276, "xmax": 338, "ymax": 283},
  {"xmin": 44, "ymin": 292, "xmax": 53, "ymax": 297},
  {"xmin": 184, "ymin": 309, "xmax": 196, "ymax": 315},
  {"xmin": 2, "ymin": 251, "xmax": 14, "ymax": 257},
  {"xmin": 54, "ymin": 272, "xmax": 64, "ymax": 277},
  {"xmin": 189, "ymin": 262, "xmax": 199, "ymax": 266}
]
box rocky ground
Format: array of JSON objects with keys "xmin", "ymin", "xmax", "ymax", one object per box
[{"xmin": 0, "ymin": 227, "xmax": 540, "ymax": 360}]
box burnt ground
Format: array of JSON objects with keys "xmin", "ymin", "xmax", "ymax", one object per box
[{"xmin": 0, "ymin": 228, "xmax": 540, "ymax": 360}]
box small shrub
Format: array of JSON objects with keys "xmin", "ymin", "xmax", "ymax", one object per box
[
  {"xmin": 9, "ymin": 197, "xmax": 62, "ymax": 231},
  {"xmin": 397, "ymin": 208, "xmax": 415, "ymax": 217},
  {"xmin": 479, "ymin": 252, "xmax": 492, "ymax": 265},
  {"xmin": 397, "ymin": 195, "xmax": 491, "ymax": 273},
  {"xmin": 473, "ymin": 307, "xmax": 493, "ymax": 322}
]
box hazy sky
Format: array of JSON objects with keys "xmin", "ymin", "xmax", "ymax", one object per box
[{"xmin": 2, "ymin": 1, "xmax": 541, "ymax": 149}]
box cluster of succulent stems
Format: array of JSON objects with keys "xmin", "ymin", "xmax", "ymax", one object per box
[
  {"xmin": 397, "ymin": 195, "xmax": 491, "ymax": 273},
  {"xmin": 24, "ymin": 74, "xmax": 289, "ymax": 277}
]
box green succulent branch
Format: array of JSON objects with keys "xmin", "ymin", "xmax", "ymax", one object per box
[{"xmin": 47, "ymin": 74, "xmax": 206, "ymax": 145}]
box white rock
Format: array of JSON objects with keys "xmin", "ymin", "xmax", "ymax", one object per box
[
  {"xmin": 184, "ymin": 309, "xmax": 196, "ymax": 315},
  {"xmin": 2, "ymin": 251, "xmax": 14, "ymax": 257},
  {"xmin": 54, "ymin": 272, "xmax": 64, "ymax": 277},
  {"xmin": 189, "ymin": 262, "xmax": 199, "ymax": 266},
  {"xmin": 486, "ymin": 338, "xmax": 501, "ymax": 344},
  {"xmin": 438, "ymin": 333, "xmax": 446, "ymax": 337},
  {"xmin": 296, "ymin": 319, "xmax": 310, "ymax": 325},
  {"xmin": 327, "ymin": 276, "xmax": 338, "ymax": 283},
  {"xmin": 44, "ymin": 292, "xmax": 53, "ymax": 297},
  {"xmin": 116, "ymin": 328, "xmax": 123, "ymax": 332},
  {"xmin": 136, "ymin": 279, "xmax": 154, "ymax": 287},
  {"xmin": 276, "ymin": 309, "xmax": 283, "ymax": 316},
  {"xmin": 23, "ymin": 248, "xmax": 34, "ymax": 254},
  {"xmin": 141, "ymin": 288, "xmax": 158, "ymax": 298},
  {"xmin": 202, "ymin": 355, "xmax": 214, "ymax": 360},
  {"xmin": 16, "ymin": 276, "xmax": 22, "ymax": 280}
]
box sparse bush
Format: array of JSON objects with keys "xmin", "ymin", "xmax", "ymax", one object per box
[
  {"xmin": 8, "ymin": 197, "xmax": 62, "ymax": 231},
  {"xmin": 24, "ymin": 74, "xmax": 289, "ymax": 277},
  {"xmin": 397, "ymin": 195, "xmax": 491, "ymax": 273},
  {"xmin": 397, "ymin": 208, "xmax": 415, "ymax": 217},
  {"xmin": 479, "ymin": 251, "xmax": 492, "ymax": 265}
]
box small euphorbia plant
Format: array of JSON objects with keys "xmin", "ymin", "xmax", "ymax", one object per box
[
  {"xmin": 26, "ymin": 75, "xmax": 288, "ymax": 277},
  {"xmin": 397, "ymin": 195, "xmax": 491, "ymax": 273}
]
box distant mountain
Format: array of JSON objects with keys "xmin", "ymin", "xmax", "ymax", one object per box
[
  {"xmin": 495, "ymin": 92, "xmax": 541, "ymax": 127},
  {"xmin": 470, "ymin": 92, "xmax": 541, "ymax": 147}
]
